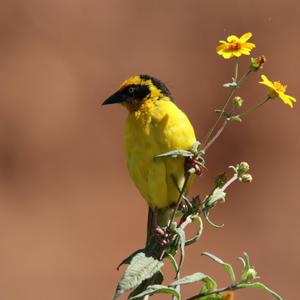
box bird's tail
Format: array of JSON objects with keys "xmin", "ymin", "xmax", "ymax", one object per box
[{"xmin": 146, "ymin": 207, "xmax": 154, "ymax": 248}]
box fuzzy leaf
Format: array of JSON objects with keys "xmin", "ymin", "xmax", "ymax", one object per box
[
  {"xmin": 202, "ymin": 188, "xmax": 226, "ymax": 228},
  {"xmin": 203, "ymin": 210, "xmax": 224, "ymax": 228},
  {"xmin": 175, "ymin": 228, "xmax": 186, "ymax": 276},
  {"xmin": 128, "ymin": 271, "xmax": 163, "ymax": 299},
  {"xmin": 223, "ymin": 82, "xmax": 238, "ymax": 88},
  {"xmin": 237, "ymin": 282, "xmax": 283, "ymax": 300},
  {"xmin": 202, "ymin": 252, "xmax": 236, "ymax": 284},
  {"xmin": 155, "ymin": 150, "xmax": 193, "ymax": 159},
  {"xmin": 166, "ymin": 253, "xmax": 179, "ymax": 276},
  {"xmin": 191, "ymin": 141, "xmax": 201, "ymax": 153},
  {"xmin": 185, "ymin": 215, "xmax": 203, "ymax": 246},
  {"xmin": 215, "ymin": 109, "xmax": 231, "ymax": 118},
  {"xmin": 228, "ymin": 115, "xmax": 242, "ymax": 122},
  {"xmin": 117, "ymin": 249, "xmax": 144, "ymax": 270},
  {"xmin": 113, "ymin": 252, "xmax": 163, "ymax": 299},
  {"xmin": 128, "ymin": 284, "xmax": 180, "ymax": 300},
  {"xmin": 170, "ymin": 272, "xmax": 216, "ymax": 288},
  {"xmin": 205, "ymin": 188, "xmax": 226, "ymax": 207}
]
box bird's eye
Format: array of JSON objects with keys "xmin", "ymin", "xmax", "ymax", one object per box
[{"xmin": 128, "ymin": 87, "xmax": 135, "ymax": 94}]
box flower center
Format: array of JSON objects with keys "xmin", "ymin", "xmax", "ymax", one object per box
[
  {"xmin": 229, "ymin": 42, "xmax": 241, "ymax": 51},
  {"xmin": 273, "ymin": 81, "xmax": 286, "ymax": 93}
]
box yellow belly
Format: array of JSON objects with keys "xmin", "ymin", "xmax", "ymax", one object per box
[{"xmin": 124, "ymin": 99, "xmax": 196, "ymax": 209}]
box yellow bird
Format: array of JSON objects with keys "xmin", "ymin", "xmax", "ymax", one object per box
[{"xmin": 103, "ymin": 75, "xmax": 196, "ymax": 247}]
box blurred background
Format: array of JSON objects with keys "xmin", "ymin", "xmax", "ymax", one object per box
[{"xmin": 0, "ymin": 0, "xmax": 299, "ymax": 299}]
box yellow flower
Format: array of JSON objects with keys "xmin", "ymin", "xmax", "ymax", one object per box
[
  {"xmin": 216, "ymin": 32, "xmax": 255, "ymax": 59},
  {"xmin": 259, "ymin": 75, "xmax": 296, "ymax": 108}
]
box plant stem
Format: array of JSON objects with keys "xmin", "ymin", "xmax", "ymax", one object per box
[
  {"xmin": 169, "ymin": 172, "xmax": 191, "ymax": 227},
  {"xmin": 239, "ymin": 96, "xmax": 271, "ymax": 118},
  {"xmin": 203, "ymin": 118, "xmax": 228, "ymax": 152},
  {"xmin": 221, "ymin": 174, "xmax": 238, "ymax": 192},
  {"xmin": 238, "ymin": 70, "xmax": 251, "ymax": 86},
  {"xmin": 186, "ymin": 284, "xmax": 237, "ymax": 300},
  {"xmin": 201, "ymin": 69, "xmax": 252, "ymax": 150},
  {"xmin": 158, "ymin": 173, "xmax": 191, "ymax": 260},
  {"xmin": 201, "ymin": 88, "xmax": 236, "ymax": 148},
  {"xmin": 234, "ymin": 58, "xmax": 239, "ymax": 82}
]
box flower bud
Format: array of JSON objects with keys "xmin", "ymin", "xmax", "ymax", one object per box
[
  {"xmin": 250, "ymin": 55, "xmax": 266, "ymax": 72},
  {"xmin": 239, "ymin": 162, "xmax": 250, "ymax": 173},
  {"xmin": 215, "ymin": 172, "xmax": 227, "ymax": 188},
  {"xmin": 240, "ymin": 173, "xmax": 253, "ymax": 183},
  {"xmin": 241, "ymin": 267, "xmax": 258, "ymax": 282},
  {"xmin": 233, "ymin": 96, "xmax": 244, "ymax": 108}
]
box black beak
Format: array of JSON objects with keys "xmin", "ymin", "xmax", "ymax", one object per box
[{"xmin": 102, "ymin": 90, "xmax": 127, "ymax": 106}]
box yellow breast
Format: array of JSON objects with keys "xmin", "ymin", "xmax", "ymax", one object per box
[{"xmin": 124, "ymin": 98, "xmax": 196, "ymax": 209}]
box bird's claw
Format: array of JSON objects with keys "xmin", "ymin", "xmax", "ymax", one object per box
[
  {"xmin": 153, "ymin": 226, "xmax": 170, "ymax": 248},
  {"xmin": 185, "ymin": 157, "xmax": 203, "ymax": 175}
]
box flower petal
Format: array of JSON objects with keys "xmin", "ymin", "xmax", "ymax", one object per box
[
  {"xmin": 242, "ymin": 42, "xmax": 256, "ymax": 49},
  {"xmin": 233, "ymin": 51, "xmax": 242, "ymax": 57},
  {"xmin": 240, "ymin": 32, "xmax": 253, "ymax": 43},
  {"xmin": 227, "ymin": 35, "xmax": 239, "ymax": 42},
  {"xmin": 260, "ymin": 75, "xmax": 272, "ymax": 85},
  {"xmin": 222, "ymin": 52, "xmax": 234, "ymax": 59},
  {"xmin": 279, "ymin": 93, "xmax": 294, "ymax": 107},
  {"xmin": 239, "ymin": 48, "xmax": 251, "ymax": 55},
  {"xmin": 287, "ymin": 95, "xmax": 297, "ymax": 103},
  {"xmin": 216, "ymin": 44, "xmax": 228, "ymax": 52}
]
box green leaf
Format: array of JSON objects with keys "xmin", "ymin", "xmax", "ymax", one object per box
[
  {"xmin": 228, "ymin": 115, "xmax": 242, "ymax": 122},
  {"xmin": 113, "ymin": 252, "xmax": 163, "ymax": 299},
  {"xmin": 202, "ymin": 252, "xmax": 236, "ymax": 284},
  {"xmin": 185, "ymin": 215, "xmax": 203, "ymax": 246},
  {"xmin": 175, "ymin": 228, "xmax": 186, "ymax": 276},
  {"xmin": 223, "ymin": 81, "xmax": 238, "ymax": 88},
  {"xmin": 203, "ymin": 210, "xmax": 224, "ymax": 228},
  {"xmin": 215, "ymin": 109, "xmax": 231, "ymax": 118},
  {"xmin": 166, "ymin": 253, "xmax": 179, "ymax": 276},
  {"xmin": 197, "ymin": 292, "xmax": 222, "ymax": 300},
  {"xmin": 128, "ymin": 284, "xmax": 180, "ymax": 300},
  {"xmin": 116, "ymin": 249, "xmax": 144, "ymax": 270},
  {"xmin": 191, "ymin": 141, "xmax": 201, "ymax": 154},
  {"xmin": 205, "ymin": 188, "xmax": 226, "ymax": 207},
  {"xmin": 128, "ymin": 271, "xmax": 163, "ymax": 299},
  {"xmin": 170, "ymin": 272, "xmax": 216, "ymax": 288},
  {"xmin": 154, "ymin": 149, "xmax": 193, "ymax": 159},
  {"xmin": 202, "ymin": 188, "xmax": 226, "ymax": 228},
  {"xmin": 237, "ymin": 282, "xmax": 283, "ymax": 300},
  {"xmin": 242, "ymin": 252, "xmax": 251, "ymax": 270}
]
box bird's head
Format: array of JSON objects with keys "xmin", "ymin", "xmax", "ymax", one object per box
[{"xmin": 102, "ymin": 74, "xmax": 173, "ymax": 112}]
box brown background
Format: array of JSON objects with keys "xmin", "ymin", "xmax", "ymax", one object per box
[{"xmin": 0, "ymin": 0, "xmax": 299, "ymax": 299}]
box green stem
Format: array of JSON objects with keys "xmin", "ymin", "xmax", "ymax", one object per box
[
  {"xmin": 187, "ymin": 284, "xmax": 238, "ymax": 300},
  {"xmin": 221, "ymin": 174, "xmax": 238, "ymax": 192},
  {"xmin": 201, "ymin": 88, "xmax": 235, "ymax": 147},
  {"xmin": 157, "ymin": 172, "xmax": 191, "ymax": 261},
  {"xmin": 202, "ymin": 66, "xmax": 251, "ymax": 149},
  {"xmin": 203, "ymin": 117, "xmax": 228, "ymax": 152},
  {"xmin": 238, "ymin": 70, "xmax": 251, "ymax": 86},
  {"xmin": 169, "ymin": 172, "xmax": 191, "ymax": 227},
  {"xmin": 239, "ymin": 96, "xmax": 271, "ymax": 118},
  {"xmin": 234, "ymin": 58, "xmax": 239, "ymax": 82}
]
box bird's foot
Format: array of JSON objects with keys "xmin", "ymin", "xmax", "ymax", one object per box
[
  {"xmin": 185, "ymin": 157, "xmax": 203, "ymax": 175},
  {"xmin": 153, "ymin": 226, "xmax": 170, "ymax": 248}
]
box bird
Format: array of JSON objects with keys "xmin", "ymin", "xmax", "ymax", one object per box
[{"xmin": 102, "ymin": 74, "xmax": 196, "ymax": 252}]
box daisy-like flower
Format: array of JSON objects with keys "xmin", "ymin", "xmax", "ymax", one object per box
[
  {"xmin": 216, "ymin": 32, "xmax": 255, "ymax": 59},
  {"xmin": 259, "ymin": 75, "xmax": 296, "ymax": 108}
]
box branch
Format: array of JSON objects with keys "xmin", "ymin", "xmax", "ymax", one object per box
[
  {"xmin": 186, "ymin": 284, "xmax": 236, "ymax": 300},
  {"xmin": 203, "ymin": 118, "xmax": 228, "ymax": 152}
]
